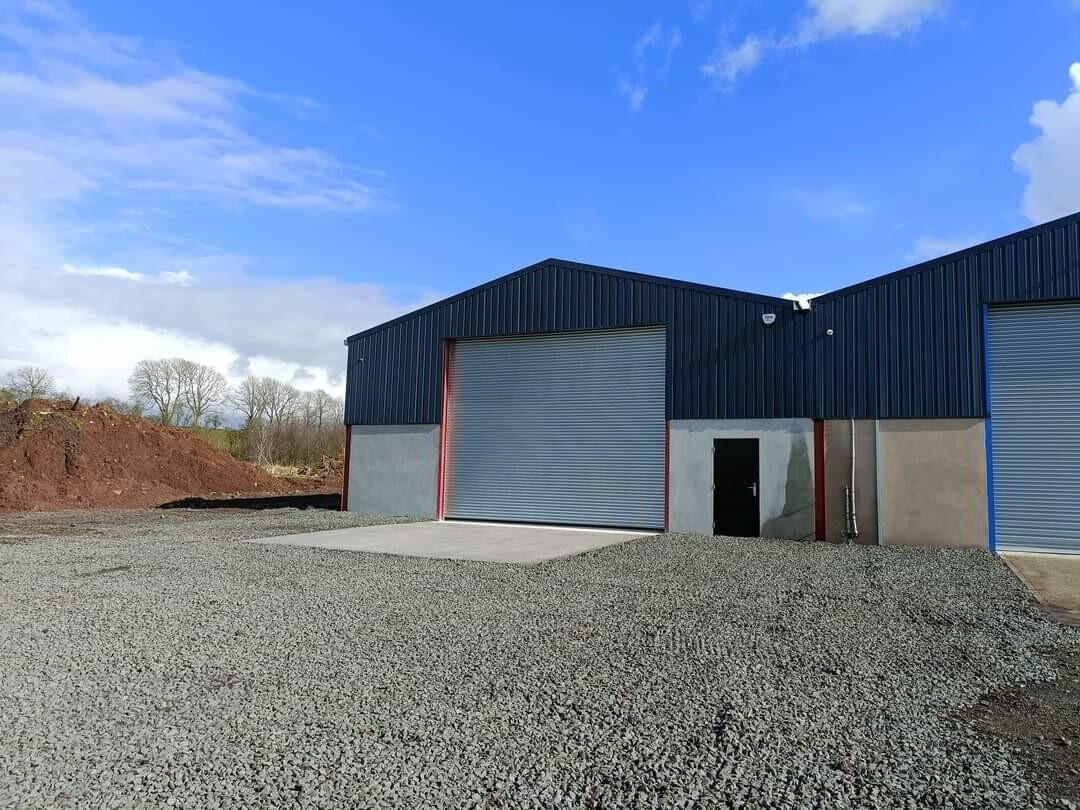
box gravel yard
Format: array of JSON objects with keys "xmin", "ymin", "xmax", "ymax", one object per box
[{"xmin": 1, "ymin": 508, "xmax": 1078, "ymax": 809}]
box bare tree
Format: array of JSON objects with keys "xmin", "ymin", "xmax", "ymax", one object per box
[
  {"xmin": 301, "ymin": 389, "xmax": 338, "ymax": 430},
  {"xmin": 128, "ymin": 359, "xmax": 182, "ymax": 425},
  {"xmin": 176, "ymin": 359, "xmax": 228, "ymax": 427},
  {"xmin": 249, "ymin": 418, "xmax": 277, "ymax": 466},
  {"xmin": 4, "ymin": 366, "xmax": 56, "ymax": 402},
  {"xmin": 261, "ymin": 378, "xmax": 301, "ymax": 426},
  {"xmin": 230, "ymin": 375, "xmax": 267, "ymax": 426}
]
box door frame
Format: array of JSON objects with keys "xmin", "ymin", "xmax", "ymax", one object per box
[{"xmin": 712, "ymin": 437, "xmax": 760, "ymax": 537}]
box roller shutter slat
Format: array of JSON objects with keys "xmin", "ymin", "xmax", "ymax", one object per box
[
  {"xmin": 444, "ymin": 327, "xmax": 666, "ymax": 529},
  {"xmin": 989, "ymin": 302, "xmax": 1080, "ymax": 554}
]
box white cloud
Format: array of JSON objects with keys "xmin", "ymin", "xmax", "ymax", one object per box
[
  {"xmin": 1013, "ymin": 63, "xmax": 1080, "ymax": 224},
  {"xmin": 5, "ymin": 247, "xmax": 433, "ymax": 401},
  {"xmin": 785, "ymin": 187, "xmax": 873, "ymax": 222},
  {"xmin": 907, "ymin": 234, "xmax": 983, "ymax": 262},
  {"xmin": 0, "ymin": 290, "xmax": 350, "ymax": 402},
  {"xmin": 702, "ymin": 35, "xmax": 769, "ymax": 86},
  {"xmin": 61, "ymin": 263, "xmax": 193, "ymax": 285},
  {"xmin": 159, "ymin": 270, "xmax": 194, "ymax": 285},
  {"xmin": 706, "ymin": 0, "xmax": 944, "ymax": 86},
  {"xmin": 0, "ymin": 2, "xmax": 382, "ymax": 212},
  {"xmin": 618, "ymin": 21, "xmax": 682, "ymax": 111},
  {"xmin": 796, "ymin": 0, "xmax": 945, "ymax": 43},
  {"xmin": 0, "ymin": 1, "xmax": 427, "ymax": 409}
]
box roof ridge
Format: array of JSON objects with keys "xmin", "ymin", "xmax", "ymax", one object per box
[{"xmin": 345, "ymin": 257, "xmax": 790, "ymax": 343}]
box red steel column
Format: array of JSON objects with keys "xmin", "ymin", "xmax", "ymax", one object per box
[
  {"xmin": 340, "ymin": 424, "xmax": 352, "ymax": 512},
  {"xmin": 436, "ymin": 340, "xmax": 451, "ymax": 520}
]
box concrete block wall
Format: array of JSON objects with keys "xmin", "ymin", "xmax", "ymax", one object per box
[
  {"xmin": 669, "ymin": 419, "xmax": 815, "ymax": 540},
  {"xmin": 346, "ymin": 425, "xmax": 440, "ymax": 518},
  {"xmin": 820, "ymin": 418, "xmax": 989, "ymax": 550}
]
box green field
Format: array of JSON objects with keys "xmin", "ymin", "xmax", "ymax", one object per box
[{"xmin": 185, "ymin": 425, "xmax": 241, "ymax": 455}]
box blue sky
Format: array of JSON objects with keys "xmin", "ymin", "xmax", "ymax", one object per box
[{"xmin": 2, "ymin": 0, "xmax": 1079, "ymax": 401}]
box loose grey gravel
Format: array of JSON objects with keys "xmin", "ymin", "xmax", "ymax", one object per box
[{"xmin": 0, "ymin": 507, "xmax": 1077, "ymax": 809}]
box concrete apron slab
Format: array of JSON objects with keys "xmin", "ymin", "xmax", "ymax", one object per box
[
  {"xmin": 1001, "ymin": 552, "xmax": 1080, "ymax": 627},
  {"xmin": 244, "ymin": 520, "xmax": 654, "ymax": 565}
]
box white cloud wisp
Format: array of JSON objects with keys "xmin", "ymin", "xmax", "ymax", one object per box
[
  {"xmin": 701, "ymin": 34, "xmax": 768, "ymax": 87},
  {"xmin": 618, "ymin": 21, "xmax": 683, "ymax": 111},
  {"xmin": 702, "ymin": 0, "xmax": 945, "ymax": 87},
  {"xmin": 796, "ymin": 0, "xmax": 945, "ymax": 43}
]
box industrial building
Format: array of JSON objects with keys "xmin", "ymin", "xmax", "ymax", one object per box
[{"xmin": 343, "ymin": 211, "xmax": 1080, "ymax": 555}]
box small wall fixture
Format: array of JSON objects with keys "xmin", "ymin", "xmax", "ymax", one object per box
[
  {"xmin": 762, "ymin": 313, "xmax": 776, "ymax": 326},
  {"xmin": 825, "ymin": 328, "xmax": 834, "ymax": 336}
]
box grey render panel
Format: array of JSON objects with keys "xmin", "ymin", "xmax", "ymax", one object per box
[
  {"xmin": 988, "ymin": 302, "xmax": 1080, "ymax": 553},
  {"xmin": 669, "ymin": 419, "xmax": 815, "ymax": 539},
  {"xmin": 347, "ymin": 425, "xmax": 440, "ymax": 519},
  {"xmin": 876, "ymin": 419, "xmax": 988, "ymax": 550},
  {"xmin": 444, "ymin": 328, "xmax": 666, "ymax": 529},
  {"xmin": 345, "ymin": 211, "xmax": 1080, "ymax": 423}
]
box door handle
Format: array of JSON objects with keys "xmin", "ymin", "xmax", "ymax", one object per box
[{"xmin": 749, "ymin": 483, "xmax": 757, "ymax": 497}]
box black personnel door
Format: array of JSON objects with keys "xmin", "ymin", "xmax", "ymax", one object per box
[{"xmin": 713, "ymin": 438, "xmax": 760, "ymax": 537}]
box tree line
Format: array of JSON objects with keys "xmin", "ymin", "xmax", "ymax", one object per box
[
  {"xmin": 127, "ymin": 357, "xmax": 345, "ymax": 430},
  {"xmin": 1, "ymin": 361, "xmax": 345, "ymax": 467},
  {"xmin": 126, "ymin": 357, "xmax": 344, "ymax": 466}
]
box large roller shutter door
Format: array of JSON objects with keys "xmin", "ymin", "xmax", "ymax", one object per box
[
  {"xmin": 444, "ymin": 327, "xmax": 666, "ymax": 529},
  {"xmin": 988, "ymin": 301, "xmax": 1080, "ymax": 553}
]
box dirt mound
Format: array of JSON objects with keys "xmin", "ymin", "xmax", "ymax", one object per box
[{"xmin": 0, "ymin": 399, "xmax": 312, "ymax": 511}]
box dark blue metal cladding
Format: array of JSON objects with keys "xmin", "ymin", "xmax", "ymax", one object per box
[
  {"xmin": 344, "ymin": 212, "xmax": 1080, "ymax": 424},
  {"xmin": 811, "ymin": 212, "xmax": 1080, "ymax": 418},
  {"xmin": 344, "ymin": 260, "xmax": 810, "ymax": 425}
]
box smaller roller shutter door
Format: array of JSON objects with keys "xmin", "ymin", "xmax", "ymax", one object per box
[
  {"xmin": 988, "ymin": 301, "xmax": 1080, "ymax": 553},
  {"xmin": 444, "ymin": 327, "xmax": 666, "ymax": 529}
]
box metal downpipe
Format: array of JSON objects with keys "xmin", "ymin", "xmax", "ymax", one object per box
[{"xmin": 844, "ymin": 418, "xmax": 860, "ymax": 541}]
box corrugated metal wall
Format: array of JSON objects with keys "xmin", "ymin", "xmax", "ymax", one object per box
[
  {"xmin": 345, "ymin": 213, "xmax": 1080, "ymax": 425},
  {"xmin": 345, "ymin": 261, "xmax": 810, "ymax": 424},
  {"xmin": 810, "ymin": 213, "xmax": 1080, "ymax": 417}
]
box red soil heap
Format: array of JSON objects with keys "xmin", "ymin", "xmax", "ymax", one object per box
[{"xmin": 0, "ymin": 399, "xmax": 300, "ymax": 511}]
